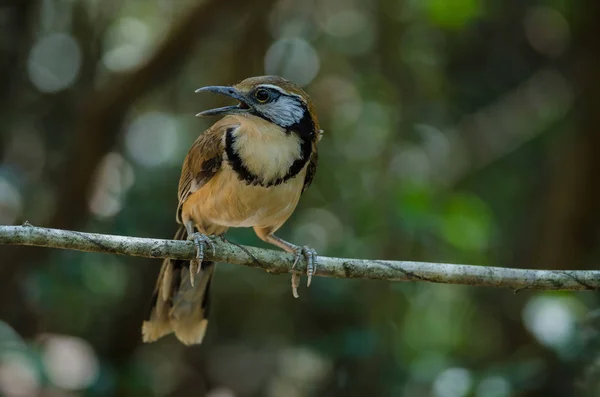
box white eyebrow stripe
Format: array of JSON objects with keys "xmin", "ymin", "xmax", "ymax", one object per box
[{"xmin": 257, "ymin": 84, "xmax": 303, "ymax": 99}]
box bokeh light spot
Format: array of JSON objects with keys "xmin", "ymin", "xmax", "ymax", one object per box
[
  {"xmin": 0, "ymin": 175, "xmax": 22, "ymax": 224},
  {"xmin": 125, "ymin": 112, "xmax": 179, "ymax": 167},
  {"xmin": 476, "ymin": 376, "xmax": 511, "ymax": 397},
  {"xmin": 341, "ymin": 102, "xmax": 392, "ymax": 161},
  {"xmin": 314, "ymin": 75, "xmax": 363, "ymax": 128},
  {"xmin": 207, "ymin": 388, "xmax": 237, "ymax": 397},
  {"xmin": 323, "ymin": 9, "xmax": 368, "ymax": 38},
  {"xmin": 278, "ymin": 347, "xmax": 331, "ymax": 385},
  {"xmin": 103, "ymin": 17, "xmax": 151, "ymax": 71},
  {"xmin": 28, "ymin": 33, "xmax": 81, "ymax": 93},
  {"xmin": 42, "ymin": 335, "xmax": 99, "ymax": 390},
  {"xmin": 390, "ymin": 144, "xmax": 431, "ymax": 184},
  {"xmin": 523, "ymin": 295, "xmax": 580, "ymax": 349},
  {"xmin": 441, "ymin": 194, "xmax": 492, "ymax": 252},
  {"xmin": 293, "ymin": 208, "xmax": 344, "ymax": 251},
  {"xmin": 265, "ymin": 38, "xmax": 320, "ymax": 87},
  {"xmin": 0, "ymin": 321, "xmax": 26, "ymax": 351},
  {"xmin": 321, "ymin": 9, "xmax": 375, "ymax": 55},
  {"xmin": 524, "ymin": 7, "xmax": 569, "ymax": 58},
  {"xmin": 89, "ymin": 152, "xmax": 135, "ymax": 218},
  {"xmin": 0, "ymin": 353, "xmax": 40, "ymax": 397},
  {"xmin": 433, "ymin": 367, "xmax": 473, "ymax": 397},
  {"xmin": 409, "ymin": 352, "xmax": 447, "ymax": 382}
]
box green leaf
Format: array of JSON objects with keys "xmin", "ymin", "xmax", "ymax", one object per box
[
  {"xmin": 426, "ymin": 0, "xmax": 482, "ymax": 29},
  {"xmin": 440, "ymin": 193, "xmax": 492, "ymax": 252}
]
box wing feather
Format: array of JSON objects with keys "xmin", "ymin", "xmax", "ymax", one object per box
[
  {"xmin": 175, "ymin": 119, "xmax": 238, "ymax": 224},
  {"xmin": 302, "ymin": 145, "xmax": 318, "ymax": 194}
]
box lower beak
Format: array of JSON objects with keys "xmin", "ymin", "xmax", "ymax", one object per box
[{"xmin": 195, "ymin": 86, "xmax": 251, "ymax": 117}]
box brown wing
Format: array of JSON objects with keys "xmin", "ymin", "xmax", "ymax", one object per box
[
  {"xmin": 302, "ymin": 145, "xmax": 318, "ymax": 194},
  {"xmin": 176, "ymin": 118, "xmax": 239, "ymax": 224}
]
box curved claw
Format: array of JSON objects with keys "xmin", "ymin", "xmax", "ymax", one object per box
[
  {"xmin": 189, "ymin": 259, "xmax": 200, "ymax": 287},
  {"xmin": 187, "ymin": 232, "xmax": 214, "ymax": 287},
  {"xmin": 291, "ymin": 273, "xmax": 301, "ymax": 298},
  {"xmin": 290, "ymin": 245, "xmax": 318, "ymax": 295}
]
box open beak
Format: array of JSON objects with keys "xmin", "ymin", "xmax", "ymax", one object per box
[{"xmin": 195, "ymin": 86, "xmax": 251, "ymax": 117}]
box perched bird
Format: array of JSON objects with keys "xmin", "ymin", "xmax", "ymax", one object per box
[{"xmin": 142, "ymin": 76, "xmax": 322, "ymax": 345}]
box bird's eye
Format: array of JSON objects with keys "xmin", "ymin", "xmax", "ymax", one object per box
[{"xmin": 255, "ymin": 89, "xmax": 270, "ymax": 102}]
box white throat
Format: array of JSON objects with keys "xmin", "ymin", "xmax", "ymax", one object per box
[{"xmin": 229, "ymin": 121, "xmax": 302, "ymax": 183}]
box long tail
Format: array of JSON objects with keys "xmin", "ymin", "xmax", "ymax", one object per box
[{"xmin": 142, "ymin": 225, "xmax": 214, "ymax": 345}]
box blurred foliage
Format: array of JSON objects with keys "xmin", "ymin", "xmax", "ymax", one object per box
[{"xmin": 1, "ymin": 0, "xmax": 600, "ymax": 396}]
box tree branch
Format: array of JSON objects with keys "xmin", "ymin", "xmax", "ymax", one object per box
[{"xmin": 1, "ymin": 224, "xmax": 599, "ymax": 291}]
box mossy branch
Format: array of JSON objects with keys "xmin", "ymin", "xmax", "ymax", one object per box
[{"xmin": 1, "ymin": 224, "xmax": 599, "ymax": 291}]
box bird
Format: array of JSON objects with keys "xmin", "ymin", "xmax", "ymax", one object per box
[{"xmin": 142, "ymin": 75, "xmax": 322, "ymax": 345}]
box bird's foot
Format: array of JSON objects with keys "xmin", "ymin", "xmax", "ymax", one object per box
[
  {"xmin": 291, "ymin": 245, "xmax": 318, "ymax": 297},
  {"xmin": 187, "ymin": 232, "xmax": 215, "ymax": 287}
]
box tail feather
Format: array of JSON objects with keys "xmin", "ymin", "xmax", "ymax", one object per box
[{"xmin": 142, "ymin": 225, "xmax": 214, "ymax": 345}]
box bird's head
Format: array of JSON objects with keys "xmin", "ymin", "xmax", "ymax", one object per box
[{"xmin": 195, "ymin": 75, "xmax": 319, "ymax": 137}]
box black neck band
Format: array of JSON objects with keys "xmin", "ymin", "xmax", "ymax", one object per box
[{"xmin": 225, "ymin": 110, "xmax": 315, "ymax": 187}]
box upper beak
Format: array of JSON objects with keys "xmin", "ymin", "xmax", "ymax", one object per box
[{"xmin": 194, "ymin": 86, "xmax": 251, "ymax": 117}]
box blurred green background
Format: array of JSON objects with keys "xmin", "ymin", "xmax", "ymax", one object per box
[{"xmin": 1, "ymin": 0, "xmax": 599, "ymax": 396}]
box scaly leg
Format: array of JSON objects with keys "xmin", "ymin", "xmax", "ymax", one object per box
[
  {"xmin": 185, "ymin": 220, "xmax": 215, "ymax": 287},
  {"xmin": 254, "ymin": 227, "xmax": 317, "ymax": 298}
]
